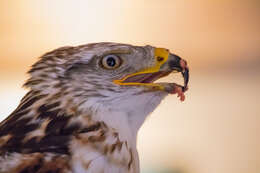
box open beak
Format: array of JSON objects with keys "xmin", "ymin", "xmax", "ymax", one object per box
[
  {"xmin": 113, "ymin": 48, "xmax": 189, "ymax": 100},
  {"xmin": 163, "ymin": 52, "xmax": 189, "ymax": 92}
]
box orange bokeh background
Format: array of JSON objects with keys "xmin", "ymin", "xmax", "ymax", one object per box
[{"xmin": 0, "ymin": 1, "xmax": 259, "ymax": 173}]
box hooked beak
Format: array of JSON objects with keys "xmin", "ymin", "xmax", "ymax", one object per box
[
  {"xmin": 113, "ymin": 48, "xmax": 189, "ymax": 95},
  {"xmin": 163, "ymin": 52, "xmax": 189, "ymax": 92}
]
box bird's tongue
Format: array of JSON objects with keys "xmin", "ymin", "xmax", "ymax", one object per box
[{"xmin": 122, "ymin": 72, "xmax": 164, "ymax": 83}]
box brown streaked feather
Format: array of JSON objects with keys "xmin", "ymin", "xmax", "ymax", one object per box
[{"xmin": 7, "ymin": 153, "xmax": 71, "ymax": 173}]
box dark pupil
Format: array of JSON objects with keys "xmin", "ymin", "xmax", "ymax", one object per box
[{"xmin": 106, "ymin": 57, "xmax": 116, "ymax": 67}]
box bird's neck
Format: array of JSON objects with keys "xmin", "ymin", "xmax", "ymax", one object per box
[
  {"xmin": 81, "ymin": 91, "xmax": 168, "ymax": 147},
  {"xmin": 91, "ymin": 109, "xmax": 142, "ymax": 147}
]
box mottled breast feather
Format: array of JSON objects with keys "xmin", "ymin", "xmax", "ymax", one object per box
[
  {"xmin": 0, "ymin": 91, "xmax": 101, "ymax": 172},
  {"xmin": 0, "ymin": 90, "xmax": 134, "ymax": 172}
]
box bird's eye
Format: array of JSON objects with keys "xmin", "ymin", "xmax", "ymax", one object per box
[{"xmin": 101, "ymin": 55, "xmax": 122, "ymax": 69}]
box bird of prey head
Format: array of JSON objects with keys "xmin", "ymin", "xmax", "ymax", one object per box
[{"xmin": 0, "ymin": 42, "xmax": 189, "ymax": 173}]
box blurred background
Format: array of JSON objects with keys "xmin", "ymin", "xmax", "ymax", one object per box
[{"xmin": 0, "ymin": 0, "xmax": 259, "ymax": 172}]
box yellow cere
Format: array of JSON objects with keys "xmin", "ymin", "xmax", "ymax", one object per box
[{"xmin": 113, "ymin": 48, "xmax": 169, "ymax": 90}]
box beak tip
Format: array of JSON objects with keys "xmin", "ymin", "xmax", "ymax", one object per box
[
  {"xmin": 179, "ymin": 59, "xmax": 189, "ymax": 91},
  {"xmin": 182, "ymin": 67, "xmax": 189, "ymax": 91}
]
